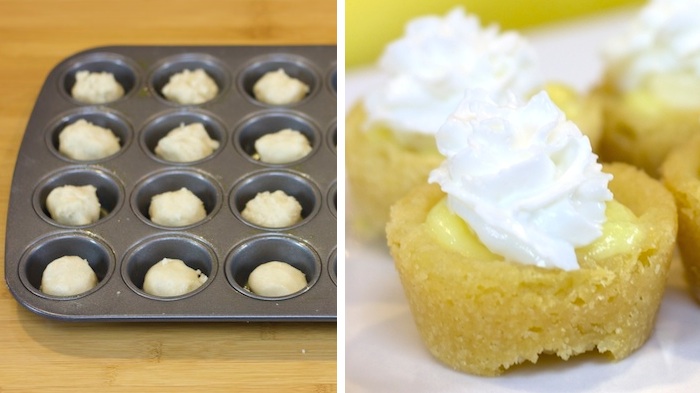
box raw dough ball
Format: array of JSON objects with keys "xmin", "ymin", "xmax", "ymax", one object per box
[
  {"xmin": 155, "ymin": 122, "xmax": 220, "ymax": 162},
  {"xmin": 71, "ymin": 70, "xmax": 125, "ymax": 104},
  {"xmin": 149, "ymin": 187, "xmax": 207, "ymax": 227},
  {"xmin": 59, "ymin": 119, "xmax": 121, "ymax": 161},
  {"xmin": 247, "ymin": 261, "xmax": 307, "ymax": 297},
  {"xmin": 241, "ymin": 190, "xmax": 303, "ymax": 228},
  {"xmin": 161, "ymin": 68, "xmax": 218, "ymax": 105},
  {"xmin": 46, "ymin": 184, "xmax": 101, "ymax": 226},
  {"xmin": 142, "ymin": 258, "xmax": 207, "ymax": 297},
  {"xmin": 254, "ymin": 128, "xmax": 312, "ymax": 164},
  {"xmin": 253, "ymin": 68, "xmax": 309, "ymax": 105},
  {"xmin": 40, "ymin": 255, "xmax": 98, "ymax": 296}
]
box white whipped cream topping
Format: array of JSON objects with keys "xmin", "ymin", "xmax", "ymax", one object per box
[
  {"xmin": 363, "ymin": 7, "xmax": 542, "ymax": 135},
  {"xmin": 604, "ymin": 0, "xmax": 700, "ymax": 92},
  {"xmin": 429, "ymin": 89, "xmax": 612, "ymax": 270}
]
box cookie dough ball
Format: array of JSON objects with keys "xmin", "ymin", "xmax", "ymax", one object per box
[
  {"xmin": 46, "ymin": 185, "xmax": 101, "ymax": 226},
  {"xmin": 155, "ymin": 122, "xmax": 220, "ymax": 162},
  {"xmin": 247, "ymin": 261, "xmax": 307, "ymax": 297},
  {"xmin": 254, "ymin": 128, "xmax": 312, "ymax": 164},
  {"xmin": 142, "ymin": 258, "xmax": 208, "ymax": 297},
  {"xmin": 40, "ymin": 255, "xmax": 98, "ymax": 296},
  {"xmin": 253, "ymin": 68, "xmax": 309, "ymax": 105},
  {"xmin": 241, "ymin": 190, "xmax": 303, "ymax": 228},
  {"xmin": 71, "ymin": 70, "xmax": 125, "ymax": 104},
  {"xmin": 161, "ymin": 68, "xmax": 218, "ymax": 105},
  {"xmin": 149, "ymin": 187, "xmax": 207, "ymax": 227},
  {"xmin": 59, "ymin": 119, "xmax": 121, "ymax": 161}
]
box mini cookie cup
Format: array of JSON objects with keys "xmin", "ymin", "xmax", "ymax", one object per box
[
  {"xmin": 593, "ymin": 79, "xmax": 700, "ymax": 177},
  {"xmin": 387, "ymin": 162, "xmax": 677, "ymax": 376},
  {"xmin": 661, "ymin": 134, "xmax": 700, "ymax": 302}
]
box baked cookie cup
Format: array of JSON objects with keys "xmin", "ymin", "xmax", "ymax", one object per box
[
  {"xmin": 346, "ymin": 103, "xmax": 442, "ymax": 238},
  {"xmin": 594, "ymin": 80, "xmax": 700, "ymax": 177},
  {"xmin": 387, "ymin": 162, "xmax": 677, "ymax": 376},
  {"xmin": 661, "ymin": 134, "xmax": 700, "ymax": 303}
]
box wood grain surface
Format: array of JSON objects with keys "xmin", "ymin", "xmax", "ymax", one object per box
[{"xmin": 0, "ymin": 1, "xmax": 337, "ymax": 391}]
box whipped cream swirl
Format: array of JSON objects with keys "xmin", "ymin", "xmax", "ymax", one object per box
[
  {"xmin": 363, "ymin": 7, "xmax": 541, "ymax": 135},
  {"xmin": 429, "ymin": 90, "xmax": 612, "ymax": 270},
  {"xmin": 604, "ymin": 0, "xmax": 700, "ymax": 92}
]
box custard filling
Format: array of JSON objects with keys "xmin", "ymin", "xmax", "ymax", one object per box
[
  {"xmin": 544, "ymin": 83, "xmax": 582, "ymax": 121},
  {"xmin": 427, "ymin": 197, "xmax": 645, "ymax": 265},
  {"xmin": 617, "ymin": 72, "xmax": 700, "ymax": 124}
]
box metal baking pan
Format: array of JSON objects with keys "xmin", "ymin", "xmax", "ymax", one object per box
[{"xmin": 4, "ymin": 45, "xmax": 337, "ymax": 321}]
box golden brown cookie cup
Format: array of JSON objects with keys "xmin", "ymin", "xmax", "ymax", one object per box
[
  {"xmin": 595, "ymin": 80, "xmax": 700, "ymax": 177},
  {"xmin": 387, "ymin": 162, "xmax": 677, "ymax": 376},
  {"xmin": 345, "ymin": 103, "xmax": 443, "ymax": 238},
  {"xmin": 661, "ymin": 134, "xmax": 700, "ymax": 302}
]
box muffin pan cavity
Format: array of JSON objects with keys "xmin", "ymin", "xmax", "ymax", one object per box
[
  {"xmin": 234, "ymin": 110, "xmax": 319, "ymax": 166},
  {"xmin": 328, "ymin": 120, "xmax": 337, "ymax": 154},
  {"xmin": 47, "ymin": 107, "xmax": 132, "ymax": 163},
  {"xmin": 5, "ymin": 45, "xmax": 336, "ymax": 322},
  {"xmin": 131, "ymin": 168, "xmax": 222, "ymax": 229},
  {"xmin": 33, "ymin": 167, "xmax": 123, "ymax": 227},
  {"xmin": 19, "ymin": 232, "xmax": 115, "ymax": 300},
  {"xmin": 122, "ymin": 234, "xmax": 216, "ymax": 301},
  {"xmin": 327, "ymin": 63, "xmax": 337, "ymax": 96},
  {"xmin": 149, "ymin": 53, "xmax": 229, "ymax": 106},
  {"xmin": 226, "ymin": 234, "xmax": 321, "ymax": 301},
  {"xmin": 238, "ymin": 53, "xmax": 319, "ymax": 107},
  {"xmin": 140, "ymin": 109, "xmax": 226, "ymax": 165},
  {"xmin": 59, "ymin": 52, "xmax": 140, "ymax": 104},
  {"xmin": 327, "ymin": 181, "xmax": 337, "ymax": 218},
  {"xmin": 328, "ymin": 247, "xmax": 337, "ymax": 286},
  {"xmin": 231, "ymin": 169, "xmax": 321, "ymax": 230}
]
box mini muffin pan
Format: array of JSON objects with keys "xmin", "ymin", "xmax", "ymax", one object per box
[{"xmin": 5, "ymin": 45, "xmax": 337, "ymax": 321}]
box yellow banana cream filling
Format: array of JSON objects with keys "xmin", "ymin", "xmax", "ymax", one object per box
[{"xmin": 426, "ymin": 197, "xmax": 645, "ymax": 266}]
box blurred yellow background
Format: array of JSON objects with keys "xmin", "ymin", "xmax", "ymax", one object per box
[{"xmin": 346, "ymin": 0, "xmax": 643, "ymax": 67}]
